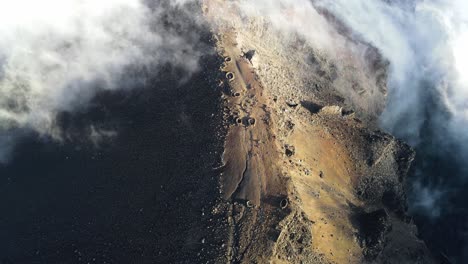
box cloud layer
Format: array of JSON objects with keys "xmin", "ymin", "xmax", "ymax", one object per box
[{"xmin": 0, "ymin": 0, "xmax": 206, "ymax": 162}]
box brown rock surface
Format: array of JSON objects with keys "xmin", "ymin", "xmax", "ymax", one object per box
[{"xmin": 202, "ymin": 0, "xmax": 436, "ymax": 263}]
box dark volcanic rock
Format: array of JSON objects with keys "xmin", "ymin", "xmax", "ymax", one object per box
[
  {"xmin": 356, "ymin": 209, "xmax": 391, "ymax": 260},
  {"xmin": 0, "ymin": 14, "xmax": 229, "ymax": 264},
  {"xmin": 356, "ymin": 131, "xmax": 415, "ymax": 215}
]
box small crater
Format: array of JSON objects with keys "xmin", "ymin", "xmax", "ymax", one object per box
[
  {"xmin": 248, "ymin": 118, "xmax": 256, "ymax": 126},
  {"xmin": 226, "ymin": 72, "xmax": 235, "ymax": 81},
  {"xmin": 280, "ymin": 199, "xmax": 289, "ymax": 209},
  {"xmin": 224, "ymin": 57, "xmax": 232, "ymax": 62}
]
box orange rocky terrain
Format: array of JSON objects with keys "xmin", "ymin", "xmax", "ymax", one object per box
[{"xmin": 202, "ymin": 0, "xmax": 435, "ymax": 263}]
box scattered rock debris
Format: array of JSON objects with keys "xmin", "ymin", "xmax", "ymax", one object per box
[
  {"xmin": 286, "ymin": 100, "xmax": 299, "ymax": 108},
  {"xmin": 243, "ymin": 49, "xmax": 256, "ymax": 62}
]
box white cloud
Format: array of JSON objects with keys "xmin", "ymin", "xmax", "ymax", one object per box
[{"xmin": 0, "ymin": 0, "xmax": 204, "ymax": 162}]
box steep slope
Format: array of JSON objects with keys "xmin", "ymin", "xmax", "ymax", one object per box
[{"xmin": 203, "ymin": 0, "xmax": 435, "ymax": 263}]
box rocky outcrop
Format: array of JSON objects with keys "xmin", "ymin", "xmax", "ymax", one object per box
[{"xmin": 203, "ymin": 0, "xmax": 435, "ymax": 263}]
